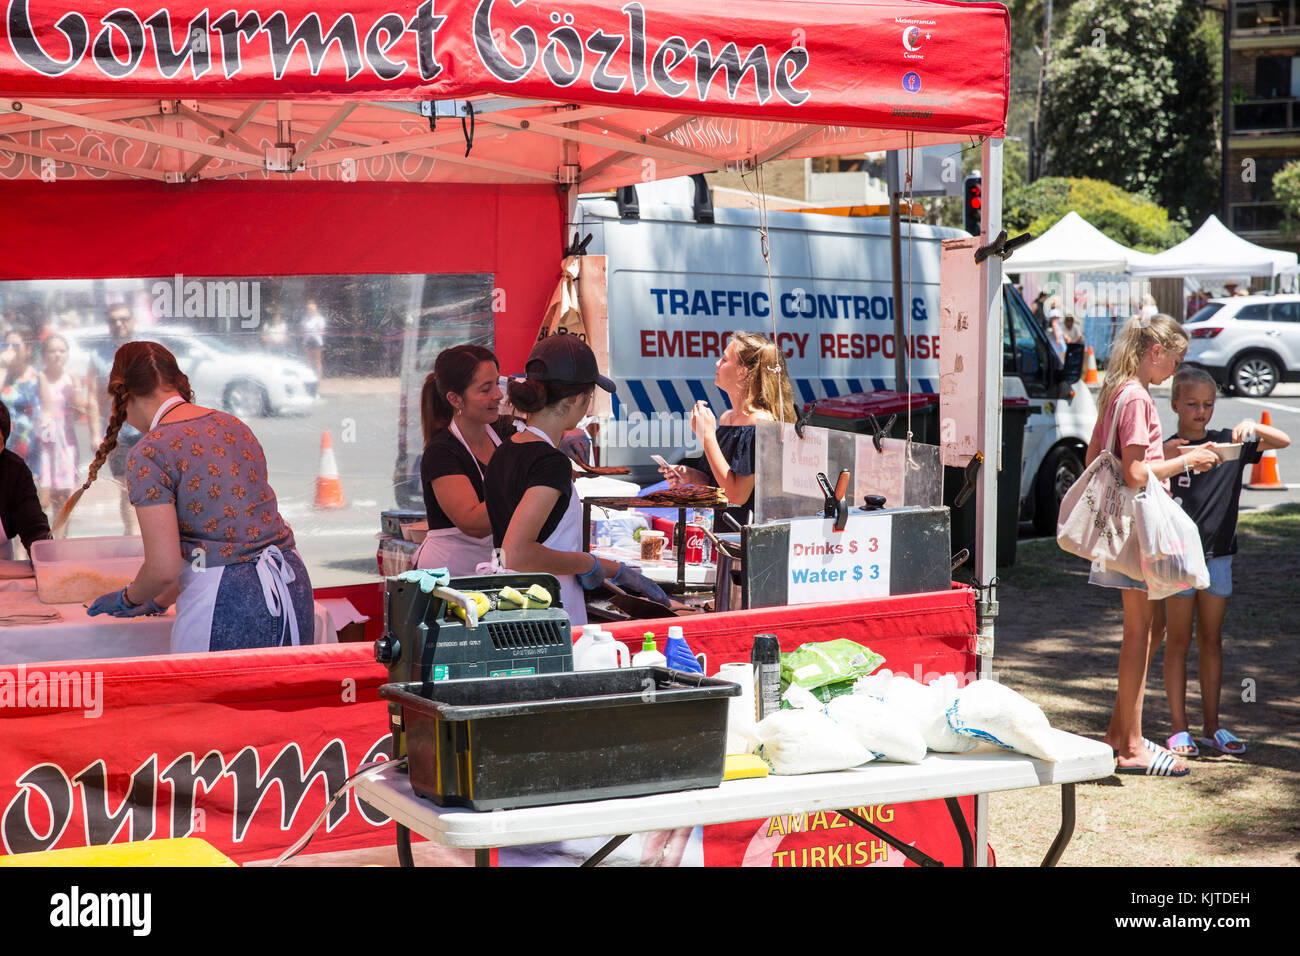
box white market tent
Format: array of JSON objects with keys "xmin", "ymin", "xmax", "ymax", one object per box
[
  {"xmin": 1006, "ymin": 210, "xmax": 1156, "ymax": 273},
  {"xmin": 1129, "ymin": 215, "xmax": 1298, "ymax": 278}
]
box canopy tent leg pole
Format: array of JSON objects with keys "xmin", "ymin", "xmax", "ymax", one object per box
[{"xmin": 974, "ymin": 136, "xmax": 1005, "ymax": 869}]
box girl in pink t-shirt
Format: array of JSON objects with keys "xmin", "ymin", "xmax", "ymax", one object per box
[{"xmin": 1086, "ymin": 314, "xmax": 1219, "ymax": 777}]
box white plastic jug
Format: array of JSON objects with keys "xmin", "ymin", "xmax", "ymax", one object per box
[{"xmin": 574, "ymin": 627, "xmax": 630, "ymax": 671}]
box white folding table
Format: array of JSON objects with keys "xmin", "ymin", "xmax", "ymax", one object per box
[
  {"xmin": 0, "ymin": 579, "xmax": 341, "ymax": 663},
  {"xmin": 354, "ymin": 729, "xmax": 1115, "ymax": 868}
]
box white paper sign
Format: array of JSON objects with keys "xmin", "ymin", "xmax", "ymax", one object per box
[
  {"xmin": 786, "ymin": 514, "xmax": 892, "ymax": 604},
  {"xmin": 781, "ymin": 423, "xmax": 829, "ymax": 498}
]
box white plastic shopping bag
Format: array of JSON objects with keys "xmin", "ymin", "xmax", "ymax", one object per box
[
  {"xmin": 1133, "ymin": 473, "xmax": 1210, "ymax": 601},
  {"xmin": 1056, "ymin": 386, "xmax": 1144, "ymax": 579}
]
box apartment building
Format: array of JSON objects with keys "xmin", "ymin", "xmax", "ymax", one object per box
[{"xmin": 1226, "ymin": 0, "xmax": 1300, "ymax": 249}]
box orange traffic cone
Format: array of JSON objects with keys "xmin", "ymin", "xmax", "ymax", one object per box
[
  {"xmin": 314, "ymin": 431, "xmax": 346, "ymax": 508},
  {"xmin": 1083, "ymin": 346, "xmax": 1099, "ymax": 385},
  {"xmin": 1246, "ymin": 412, "xmax": 1285, "ymax": 490}
]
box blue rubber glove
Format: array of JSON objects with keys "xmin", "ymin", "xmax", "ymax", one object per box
[
  {"xmin": 612, "ymin": 564, "xmax": 671, "ymax": 607},
  {"xmin": 87, "ymin": 589, "xmax": 165, "ymax": 618},
  {"xmin": 86, "ymin": 588, "xmax": 132, "ymax": 617},
  {"xmin": 130, "ymin": 600, "xmax": 167, "ymax": 617},
  {"xmin": 577, "ymin": 554, "xmax": 607, "ymax": 590}
]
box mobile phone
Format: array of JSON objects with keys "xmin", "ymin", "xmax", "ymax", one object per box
[{"xmin": 652, "ymin": 454, "xmax": 684, "ymax": 478}]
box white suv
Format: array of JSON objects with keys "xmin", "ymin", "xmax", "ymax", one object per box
[{"xmin": 1183, "ymin": 295, "xmax": 1300, "ymax": 397}]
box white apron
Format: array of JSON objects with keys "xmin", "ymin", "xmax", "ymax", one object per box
[
  {"xmin": 413, "ymin": 419, "xmax": 500, "ymax": 577},
  {"xmin": 481, "ymin": 425, "xmax": 587, "ymax": 627},
  {"xmin": 153, "ymin": 398, "xmax": 303, "ymax": 654}
]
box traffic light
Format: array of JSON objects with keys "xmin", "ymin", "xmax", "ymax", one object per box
[{"xmin": 963, "ymin": 175, "xmax": 982, "ymax": 236}]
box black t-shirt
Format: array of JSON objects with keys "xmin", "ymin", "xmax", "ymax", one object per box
[
  {"xmin": 420, "ymin": 429, "xmax": 494, "ymax": 532},
  {"xmin": 0, "ymin": 448, "xmax": 51, "ymax": 550},
  {"xmin": 484, "ymin": 438, "xmax": 574, "ymax": 547},
  {"xmin": 1168, "ymin": 428, "xmax": 1263, "ymax": 557}
]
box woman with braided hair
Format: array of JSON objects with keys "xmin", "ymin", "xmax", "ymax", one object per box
[{"xmin": 84, "ymin": 341, "xmax": 312, "ymax": 653}]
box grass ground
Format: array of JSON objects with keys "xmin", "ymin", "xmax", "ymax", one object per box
[{"xmin": 984, "ymin": 505, "xmax": 1300, "ymax": 866}]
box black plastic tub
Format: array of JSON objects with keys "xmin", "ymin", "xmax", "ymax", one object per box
[{"xmin": 379, "ymin": 668, "xmax": 740, "ymax": 811}]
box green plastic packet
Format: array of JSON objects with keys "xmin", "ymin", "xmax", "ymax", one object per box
[{"xmin": 780, "ymin": 640, "xmax": 885, "ymax": 707}]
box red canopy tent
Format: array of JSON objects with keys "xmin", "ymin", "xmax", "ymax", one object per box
[{"xmin": 0, "ymin": 0, "xmax": 1012, "ymax": 865}]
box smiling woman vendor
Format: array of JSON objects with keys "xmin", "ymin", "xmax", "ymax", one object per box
[
  {"xmin": 414, "ymin": 345, "xmax": 512, "ymax": 575},
  {"xmin": 84, "ymin": 342, "xmax": 312, "ymax": 652},
  {"xmin": 485, "ymin": 335, "xmax": 668, "ymax": 625},
  {"xmin": 661, "ymin": 331, "xmax": 797, "ymax": 525}
]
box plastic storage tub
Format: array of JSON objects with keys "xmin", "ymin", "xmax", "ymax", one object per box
[
  {"xmin": 379, "ymin": 668, "xmax": 740, "ymax": 811},
  {"xmin": 30, "ymin": 536, "xmax": 144, "ymax": 605}
]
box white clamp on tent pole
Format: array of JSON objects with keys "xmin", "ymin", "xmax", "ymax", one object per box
[{"xmin": 973, "ymin": 136, "xmax": 1005, "ymax": 868}]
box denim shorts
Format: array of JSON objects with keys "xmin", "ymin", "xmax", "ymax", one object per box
[
  {"xmin": 1088, "ymin": 561, "xmax": 1147, "ymax": 591},
  {"xmin": 1174, "ymin": 554, "xmax": 1233, "ymax": 599}
]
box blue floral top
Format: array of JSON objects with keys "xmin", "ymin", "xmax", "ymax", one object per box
[
  {"xmin": 0, "ymin": 368, "xmax": 40, "ymax": 467},
  {"xmin": 126, "ymin": 410, "xmax": 295, "ymax": 567}
]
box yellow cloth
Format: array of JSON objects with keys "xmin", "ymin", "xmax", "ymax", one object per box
[{"xmin": 0, "ymin": 837, "xmax": 237, "ymax": 867}]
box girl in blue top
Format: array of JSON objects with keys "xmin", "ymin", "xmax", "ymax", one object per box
[{"xmin": 660, "ymin": 331, "xmax": 796, "ymax": 525}]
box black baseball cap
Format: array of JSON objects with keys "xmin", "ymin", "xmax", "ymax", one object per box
[{"xmin": 525, "ymin": 333, "xmax": 615, "ymax": 394}]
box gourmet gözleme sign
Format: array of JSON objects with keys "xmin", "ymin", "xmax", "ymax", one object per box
[
  {"xmin": 4, "ymin": 0, "xmax": 808, "ymax": 103},
  {"xmin": 0, "ymin": 0, "xmax": 1011, "ymax": 135}
]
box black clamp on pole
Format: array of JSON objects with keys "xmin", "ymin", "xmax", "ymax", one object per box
[
  {"xmin": 969, "ymin": 575, "xmax": 1000, "ymax": 620},
  {"xmin": 953, "ymin": 451, "xmax": 984, "ymax": 509},
  {"xmin": 974, "ymin": 229, "xmax": 1033, "ymax": 265},
  {"xmin": 564, "ymin": 231, "xmax": 594, "ymax": 258}
]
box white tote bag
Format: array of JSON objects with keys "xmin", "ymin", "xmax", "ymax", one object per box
[
  {"xmin": 1133, "ymin": 472, "xmax": 1210, "ymax": 601},
  {"xmin": 1056, "ymin": 385, "xmax": 1144, "ymax": 579}
]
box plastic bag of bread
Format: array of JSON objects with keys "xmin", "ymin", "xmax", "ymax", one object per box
[
  {"xmin": 756, "ymin": 709, "xmax": 872, "ymax": 775},
  {"xmin": 945, "ymin": 679, "xmax": 1064, "ymax": 762},
  {"xmin": 882, "ymin": 673, "xmax": 979, "ymax": 754},
  {"xmin": 826, "ymin": 694, "xmax": 927, "ymax": 764}
]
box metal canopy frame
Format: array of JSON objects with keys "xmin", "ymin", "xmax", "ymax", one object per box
[{"xmin": 0, "ymin": 96, "xmax": 836, "ymax": 186}]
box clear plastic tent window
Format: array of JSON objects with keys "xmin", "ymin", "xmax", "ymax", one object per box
[
  {"xmin": 752, "ymin": 422, "xmax": 942, "ymax": 524},
  {"xmin": 0, "ymin": 273, "xmax": 494, "ymax": 587}
]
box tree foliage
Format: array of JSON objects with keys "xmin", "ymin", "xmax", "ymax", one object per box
[
  {"xmin": 1038, "ymin": 0, "xmax": 1220, "ymax": 226},
  {"xmin": 1272, "ymin": 160, "xmax": 1300, "ymax": 238},
  {"xmin": 1003, "ymin": 176, "xmax": 1188, "ymax": 251}
]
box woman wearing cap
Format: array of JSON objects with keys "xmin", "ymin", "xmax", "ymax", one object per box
[
  {"xmin": 485, "ymin": 335, "xmax": 669, "ymax": 625},
  {"xmin": 414, "ymin": 344, "xmax": 513, "ymax": 575},
  {"xmin": 82, "ymin": 341, "xmax": 312, "ymax": 652}
]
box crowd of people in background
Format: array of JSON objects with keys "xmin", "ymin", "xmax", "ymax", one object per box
[
  {"xmin": 0, "ymin": 322, "xmax": 85, "ymax": 537},
  {"xmin": 0, "ymin": 298, "xmax": 335, "ymax": 538}
]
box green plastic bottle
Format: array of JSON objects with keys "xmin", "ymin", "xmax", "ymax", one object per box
[{"xmin": 632, "ymin": 631, "xmax": 667, "ymax": 667}]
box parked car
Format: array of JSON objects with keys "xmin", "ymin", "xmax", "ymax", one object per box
[
  {"xmin": 1183, "ymin": 295, "xmax": 1300, "ymax": 397},
  {"xmin": 63, "ymin": 325, "xmax": 319, "ymax": 417}
]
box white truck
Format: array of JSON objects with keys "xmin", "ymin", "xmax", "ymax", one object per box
[{"xmin": 577, "ymin": 184, "xmax": 1096, "ymax": 533}]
